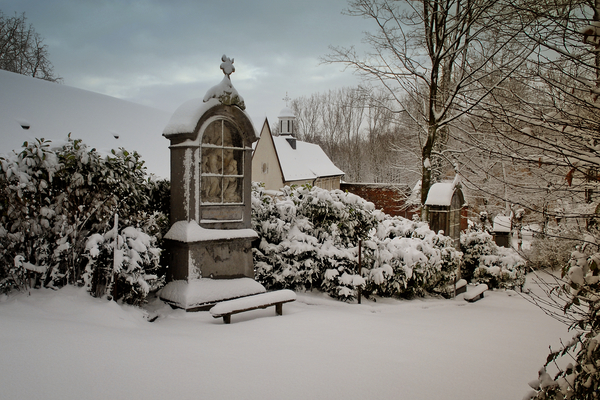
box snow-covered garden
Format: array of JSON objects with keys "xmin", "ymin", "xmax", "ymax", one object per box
[
  {"xmin": 0, "ymin": 276, "xmax": 571, "ymax": 400},
  {"xmin": 1, "ymin": 138, "xmax": 598, "ymax": 399}
]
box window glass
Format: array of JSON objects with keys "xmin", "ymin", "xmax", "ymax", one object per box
[{"xmin": 200, "ymin": 119, "xmax": 243, "ymax": 204}]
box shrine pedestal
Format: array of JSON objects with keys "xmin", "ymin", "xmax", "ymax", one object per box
[{"xmin": 159, "ymin": 220, "xmax": 263, "ymax": 310}]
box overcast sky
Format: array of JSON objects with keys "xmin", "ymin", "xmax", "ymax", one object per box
[{"xmin": 1, "ymin": 0, "xmax": 374, "ymax": 126}]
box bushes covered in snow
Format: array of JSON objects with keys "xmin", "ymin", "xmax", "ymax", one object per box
[
  {"xmin": 83, "ymin": 221, "xmax": 163, "ymax": 305},
  {"xmin": 251, "ymin": 184, "xmax": 461, "ymax": 300},
  {"xmin": 0, "ymin": 136, "xmax": 168, "ymax": 303},
  {"xmin": 460, "ymin": 228, "xmax": 526, "ymax": 289},
  {"xmin": 366, "ymin": 213, "xmax": 462, "ymax": 298}
]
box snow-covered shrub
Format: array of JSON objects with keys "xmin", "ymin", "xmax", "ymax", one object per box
[
  {"xmin": 83, "ymin": 224, "xmax": 163, "ymax": 305},
  {"xmin": 0, "ymin": 136, "xmax": 168, "ymax": 298},
  {"xmin": 362, "ymin": 213, "xmax": 461, "ymax": 298},
  {"xmin": 525, "ymin": 242, "xmax": 600, "ymax": 400},
  {"xmin": 252, "ymin": 184, "xmax": 462, "ymax": 300},
  {"xmin": 460, "ymin": 228, "xmax": 526, "ymax": 289},
  {"xmin": 252, "ymin": 184, "xmax": 375, "ymax": 300}
]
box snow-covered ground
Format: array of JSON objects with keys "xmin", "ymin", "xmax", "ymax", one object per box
[{"xmin": 0, "ymin": 277, "xmax": 571, "ymax": 400}]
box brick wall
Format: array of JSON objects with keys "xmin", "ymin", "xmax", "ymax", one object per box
[{"xmin": 341, "ymin": 183, "xmax": 417, "ymax": 219}]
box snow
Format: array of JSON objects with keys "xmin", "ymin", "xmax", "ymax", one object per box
[
  {"xmin": 164, "ymin": 220, "xmax": 258, "ymax": 242},
  {"xmin": 278, "ymin": 106, "xmax": 296, "ymax": 118},
  {"xmin": 210, "ymin": 289, "xmax": 296, "ymax": 316},
  {"xmin": 203, "ymin": 76, "xmax": 245, "ymax": 109},
  {"xmin": 0, "ymin": 69, "xmax": 171, "ymax": 178},
  {"xmin": 0, "ymin": 276, "xmax": 572, "ymax": 400},
  {"xmin": 464, "ymin": 283, "xmax": 488, "ymax": 301},
  {"xmin": 493, "ymin": 215, "xmax": 512, "ymax": 233},
  {"xmin": 424, "ymin": 182, "xmax": 455, "ymax": 206},
  {"xmin": 162, "ymin": 98, "xmax": 221, "ymax": 136},
  {"xmin": 159, "ymin": 278, "xmax": 266, "ymax": 309},
  {"xmin": 273, "ymin": 136, "xmax": 345, "ymax": 181}
]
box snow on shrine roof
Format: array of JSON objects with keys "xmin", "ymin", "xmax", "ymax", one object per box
[
  {"xmin": 278, "ymin": 107, "xmax": 295, "ymax": 119},
  {"xmin": 493, "ymin": 215, "xmax": 512, "ymax": 232},
  {"xmin": 272, "ymin": 136, "xmax": 344, "ymax": 181},
  {"xmin": 0, "ymin": 69, "xmax": 171, "ymax": 178},
  {"xmin": 424, "ymin": 182, "xmax": 455, "ymax": 206},
  {"xmin": 162, "ymin": 98, "xmax": 221, "ymax": 136}
]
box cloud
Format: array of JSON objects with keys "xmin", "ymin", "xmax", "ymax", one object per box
[{"xmin": 2, "ymin": 0, "xmax": 372, "ymax": 124}]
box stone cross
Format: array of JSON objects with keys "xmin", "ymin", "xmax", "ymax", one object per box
[{"xmin": 220, "ymin": 55, "xmax": 235, "ymax": 77}]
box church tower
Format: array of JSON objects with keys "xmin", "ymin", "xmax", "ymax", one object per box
[{"xmin": 278, "ymin": 93, "xmax": 297, "ymax": 148}]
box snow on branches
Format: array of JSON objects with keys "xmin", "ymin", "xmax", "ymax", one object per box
[{"xmin": 0, "ymin": 136, "xmax": 168, "ymax": 302}]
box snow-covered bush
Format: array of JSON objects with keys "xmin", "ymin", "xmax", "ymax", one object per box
[
  {"xmin": 252, "ymin": 184, "xmax": 376, "ymax": 300},
  {"xmin": 460, "ymin": 228, "xmax": 526, "ymax": 289},
  {"xmin": 525, "ymin": 241, "xmax": 600, "ymax": 400},
  {"xmin": 0, "ymin": 136, "xmax": 168, "ymax": 299},
  {"xmin": 251, "ymin": 184, "xmax": 462, "ymax": 300},
  {"xmin": 83, "ymin": 223, "xmax": 163, "ymax": 305},
  {"xmin": 362, "ymin": 212, "xmax": 461, "ymax": 298}
]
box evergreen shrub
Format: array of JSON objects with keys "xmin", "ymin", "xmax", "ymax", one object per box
[
  {"xmin": 0, "ymin": 136, "xmax": 169, "ymax": 304},
  {"xmin": 251, "ymin": 183, "xmax": 462, "ymax": 300}
]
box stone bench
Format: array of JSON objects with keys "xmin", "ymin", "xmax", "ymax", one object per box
[
  {"xmin": 464, "ymin": 284, "xmax": 488, "ymax": 302},
  {"xmin": 210, "ymin": 289, "xmax": 296, "ymax": 324}
]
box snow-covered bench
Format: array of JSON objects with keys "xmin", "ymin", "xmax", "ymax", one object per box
[
  {"xmin": 210, "ymin": 289, "xmax": 296, "ymax": 324},
  {"xmin": 464, "ymin": 284, "xmax": 488, "ymax": 302},
  {"xmin": 455, "ymin": 279, "xmax": 467, "ymax": 295}
]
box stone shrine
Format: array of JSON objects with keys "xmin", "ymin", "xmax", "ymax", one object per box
[{"xmin": 159, "ymin": 55, "xmax": 266, "ymax": 311}]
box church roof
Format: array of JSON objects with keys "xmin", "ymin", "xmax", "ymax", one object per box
[
  {"xmin": 277, "ymin": 107, "xmax": 295, "ymax": 119},
  {"xmin": 272, "ymin": 136, "xmax": 344, "ymax": 181}
]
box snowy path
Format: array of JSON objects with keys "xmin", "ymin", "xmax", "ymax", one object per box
[{"xmin": 0, "ymin": 283, "xmax": 570, "ymax": 400}]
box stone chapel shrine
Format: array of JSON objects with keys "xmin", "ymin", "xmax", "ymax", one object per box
[{"xmin": 158, "ymin": 55, "xmax": 267, "ymax": 311}]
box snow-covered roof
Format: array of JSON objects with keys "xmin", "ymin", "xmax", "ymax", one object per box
[
  {"xmin": 162, "ymin": 98, "xmax": 221, "ymax": 136},
  {"xmin": 272, "ymin": 136, "xmax": 344, "ymax": 181},
  {"xmin": 424, "ymin": 182, "xmax": 455, "ymax": 206},
  {"xmin": 278, "ymin": 107, "xmax": 295, "ymax": 119},
  {"xmin": 493, "ymin": 215, "xmax": 512, "ymax": 232},
  {"xmin": 0, "ymin": 69, "xmax": 171, "ymax": 178}
]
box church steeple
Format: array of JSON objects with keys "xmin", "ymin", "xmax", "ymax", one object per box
[{"xmin": 278, "ymin": 92, "xmax": 296, "ymax": 137}]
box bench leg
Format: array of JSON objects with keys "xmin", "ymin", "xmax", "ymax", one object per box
[
  {"xmin": 276, "ymin": 303, "xmax": 283, "ymax": 316},
  {"xmin": 223, "ymin": 314, "xmax": 231, "ymax": 324}
]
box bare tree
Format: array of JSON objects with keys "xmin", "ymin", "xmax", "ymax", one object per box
[
  {"xmin": 289, "ymin": 86, "xmax": 409, "ymax": 183},
  {"xmin": 325, "ymin": 0, "xmax": 533, "ymax": 218},
  {"xmin": 450, "ymin": 0, "xmax": 600, "ymax": 229},
  {"xmin": 0, "ymin": 11, "xmax": 61, "ymax": 82}
]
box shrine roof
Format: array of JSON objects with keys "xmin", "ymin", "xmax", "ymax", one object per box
[
  {"xmin": 493, "ymin": 215, "xmax": 512, "ymax": 232},
  {"xmin": 424, "ymin": 182, "xmax": 455, "ymax": 206},
  {"xmin": 162, "ymin": 98, "xmax": 220, "ymax": 136}
]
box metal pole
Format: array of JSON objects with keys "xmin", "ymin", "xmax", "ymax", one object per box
[{"xmin": 358, "ymin": 238, "xmax": 362, "ymax": 304}]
